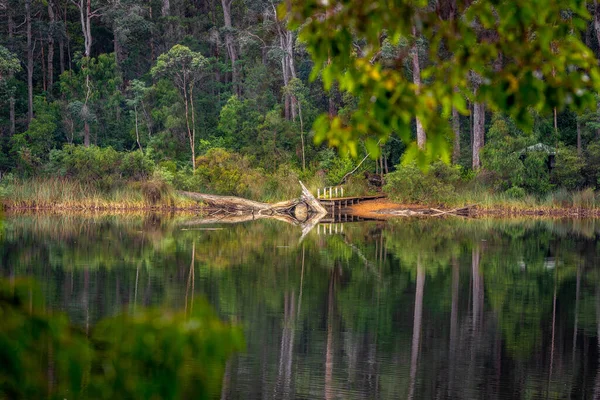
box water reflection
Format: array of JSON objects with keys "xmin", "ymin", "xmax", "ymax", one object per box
[{"xmin": 1, "ymin": 214, "xmax": 600, "ymax": 399}]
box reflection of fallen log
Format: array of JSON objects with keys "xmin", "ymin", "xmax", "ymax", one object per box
[
  {"xmin": 178, "ymin": 181, "xmax": 327, "ymax": 241},
  {"xmin": 375, "ymin": 205, "xmax": 475, "ymax": 217}
]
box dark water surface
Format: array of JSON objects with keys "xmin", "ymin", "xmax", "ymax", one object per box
[{"xmin": 2, "ymin": 214, "xmax": 600, "ymax": 399}]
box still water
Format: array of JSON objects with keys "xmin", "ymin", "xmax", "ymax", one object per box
[{"xmin": 1, "ymin": 214, "xmax": 600, "ymax": 399}]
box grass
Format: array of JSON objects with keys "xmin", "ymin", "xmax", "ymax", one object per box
[
  {"xmin": 424, "ymin": 186, "xmax": 600, "ymax": 214},
  {"xmin": 1, "ymin": 177, "xmax": 203, "ymax": 211}
]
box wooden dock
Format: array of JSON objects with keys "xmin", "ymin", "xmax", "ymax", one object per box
[{"xmin": 318, "ymin": 194, "xmax": 386, "ymax": 208}]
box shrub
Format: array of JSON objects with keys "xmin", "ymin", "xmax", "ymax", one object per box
[
  {"xmin": 120, "ymin": 150, "xmax": 155, "ymax": 181},
  {"xmin": 583, "ymin": 143, "xmax": 600, "ymax": 189},
  {"xmin": 194, "ymin": 148, "xmax": 263, "ymax": 197},
  {"xmin": 505, "ymin": 186, "xmax": 526, "ymax": 199},
  {"xmin": 551, "ymin": 145, "xmax": 584, "ymax": 190},
  {"xmin": 522, "ymin": 151, "xmax": 553, "ymax": 195},
  {"xmin": 48, "ymin": 145, "xmax": 156, "ymax": 189},
  {"xmin": 383, "ymin": 161, "xmax": 460, "ymax": 205}
]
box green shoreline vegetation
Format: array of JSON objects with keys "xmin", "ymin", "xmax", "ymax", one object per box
[{"xmin": 2, "ymin": 0, "xmax": 600, "ymax": 216}]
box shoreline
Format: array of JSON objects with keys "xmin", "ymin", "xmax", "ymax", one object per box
[
  {"xmin": 346, "ymin": 198, "xmax": 600, "ymax": 219},
  {"xmin": 3, "ymin": 198, "xmax": 600, "ymax": 219}
]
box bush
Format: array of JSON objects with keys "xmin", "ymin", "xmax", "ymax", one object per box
[
  {"xmin": 194, "ymin": 148, "xmax": 264, "ymax": 197},
  {"xmin": 48, "ymin": 145, "xmax": 156, "ymax": 189},
  {"xmin": 551, "ymin": 145, "xmax": 584, "ymax": 190},
  {"xmin": 120, "ymin": 151, "xmax": 155, "ymax": 181},
  {"xmin": 583, "ymin": 143, "xmax": 600, "ymax": 189},
  {"xmin": 522, "ymin": 151, "xmax": 553, "ymax": 195},
  {"xmin": 383, "ymin": 161, "xmax": 461, "ymax": 205},
  {"xmin": 505, "ymin": 186, "xmax": 526, "ymax": 199}
]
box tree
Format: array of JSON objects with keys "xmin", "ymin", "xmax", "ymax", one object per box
[
  {"xmin": 287, "ymin": 0, "xmax": 600, "ymax": 165},
  {"xmin": 151, "ymin": 45, "xmax": 209, "ymax": 171},
  {"xmin": 0, "ymin": 45, "xmax": 21, "ymax": 137},
  {"xmin": 221, "ymin": 0, "xmax": 240, "ymax": 96}
]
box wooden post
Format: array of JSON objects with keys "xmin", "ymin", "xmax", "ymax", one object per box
[
  {"xmin": 341, "ymin": 187, "xmax": 344, "ymax": 197},
  {"xmin": 318, "ymin": 188, "xmax": 320, "ymax": 199},
  {"xmin": 335, "ymin": 187, "xmax": 338, "ymax": 197}
]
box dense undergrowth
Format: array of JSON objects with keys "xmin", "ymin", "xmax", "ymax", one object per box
[{"xmin": 0, "ymin": 145, "xmax": 375, "ymax": 209}]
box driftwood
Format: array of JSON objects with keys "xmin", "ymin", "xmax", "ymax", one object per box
[
  {"xmin": 374, "ymin": 205, "xmax": 475, "ymax": 217},
  {"xmin": 178, "ymin": 181, "xmax": 328, "ymax": 241}
]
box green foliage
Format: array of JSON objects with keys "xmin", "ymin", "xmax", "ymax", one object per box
[
  {"xmin": 0, "ymin": 45, "xmax": 20, "ymax": 77},
  {"xmin": 217, "ymin": 95, "xmax": 261, "ymax": 150},
  {"xmin": 0, "ymin": 278, "xmax": 243, "ymax": 399},
  {"xmin": 10, "ymin": 97, "xmax": 59, "ymax": 173},
  {"xmin": 288, "ymin": 0, "xmax": 600, "ymax": 164},
  {"xmin": 481, "ymin": 115, "xmax": 529, "ymax": 190},
  {"xmin": 583, "ymin": 142, "xmax": 600, "ymax": 189},
  {"xmin": 504, "ymin": 186, "xmax": 526, "ymax": 200},
  {"xmin": 48, "ymin": 145, "xmax": 154, "ymax": 188},
  {"xmin": 194, "ymin": 148, "xmax": 263, "ymax": 197},
  {"xmin": 522, "ymin": 152, "xmax": 553, "ymax": 196},
  {"xmin": 551, "ymin": 145, "xmax": 585, "ymax": 191},
  {"xmin": 383, "ymin": 161, "xmax": 461, "ymax": 205}
]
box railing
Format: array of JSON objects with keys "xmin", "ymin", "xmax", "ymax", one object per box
[
  {"xmin": 317, "ymin": 186, "xmax": 344, "ymax": 199},
  {"xmin": 317, "ymin": 223, "xmax": 344, "ymax": 235}
]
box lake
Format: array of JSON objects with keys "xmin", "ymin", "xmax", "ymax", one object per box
[{"xmin": 1, "ymin": 214, "xmax": 599, "ymax": 399}]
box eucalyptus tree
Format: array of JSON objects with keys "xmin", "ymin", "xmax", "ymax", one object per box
[{"xmin": 151, "ymin": 45, "xmax": 209, "ymax": 171}]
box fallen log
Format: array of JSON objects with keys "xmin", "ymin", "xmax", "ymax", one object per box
[{"xmin": 178, "ymin": 181, "xmax": 328, "ymax": 241}]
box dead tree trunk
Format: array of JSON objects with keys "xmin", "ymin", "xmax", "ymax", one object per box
[{"xmin": 180, "ymin": 181, "xmax": 327, "ymax": 240}]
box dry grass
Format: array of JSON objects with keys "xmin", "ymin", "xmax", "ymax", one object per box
[{"xmin": 1, "ymin": 177, "xmax": 203, "ymax": 211}]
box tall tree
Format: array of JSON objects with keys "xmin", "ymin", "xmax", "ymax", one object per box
[
  {"xmin": 26, "ymin": 0, "xmax": 33, "ymax": 123},
  {"xmin": 47, "ymin": 0, "xmax": 56, "ymax": 95},
  {"xmin": 221, "ymin": 0, "xmax": 240, "ymax": 96},
  {"xmin": 151, "ymin": 45, "xmax": 209, "ymax": 171},
  {"xmin": 412, "ymin": 25, "xmax": 425, "ymax": 149}
]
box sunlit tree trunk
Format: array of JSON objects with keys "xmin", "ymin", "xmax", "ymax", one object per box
[
  {"xmin": 472, "ymin": 102, "xmax": 485, "ymax": 169},
  {"xmin": 412, "ymin": 25, "xmax": 425, "ymax": 149},
  {"xmin": 408, "ymin": 258, "xmax": 425, "ymax": 400}
]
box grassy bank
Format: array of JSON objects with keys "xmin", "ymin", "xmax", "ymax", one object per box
[{"xmin": 0, "ymin": 178, "xmax": 203, "ymax": 211}]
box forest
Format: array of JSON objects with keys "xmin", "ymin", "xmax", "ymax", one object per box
[{"xmin": 1, "ymin": 0, "xmax": 600, "ymax": 208}]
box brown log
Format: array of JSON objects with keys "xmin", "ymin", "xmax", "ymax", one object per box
[{"xmin": 178, "ymin": 181, "xmax": 328, "ymax": 232}]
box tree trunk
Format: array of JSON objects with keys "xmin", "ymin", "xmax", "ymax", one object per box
[
  {"xmin": 48, "ymin": 0, "xmax": 55, "ymax": 95},
  {"xmin": 576, "ymin": 118, "xmax": 582, "ymax": 155},
  {"xmin": 472, "ymin": 246, "xmax": 483, "ymax": 330},
  {"xmin": 77, "ymin": 0, "xmax": 93, "ymax": 57},
  {"xmin": 412, "ymin": 26, "xmax": 425, "ymax": 149},
  {"xmin": 452, "ymin": 106, "xmax": 460, "ymax": 163},
  {"xmin": 26, "ymin": 0, "xmax": 34, "ymax": 124},
  {"xmin": 84, "ymin": 120, "xmax": 90, "ymax": 147},
  {"xmin": 221, "ymin": 0, "xmax": 239, "ymax": 96},
  {"xmin": 472, "ymin": 102, "xmax": 485, "ymax": 169},
  {"xmin": 8, "ymin": 10, "xmax": 16, "ymax": 135},
  {"xmin": 408, "ymin": 258, "xmax": 425, "ymax": 400}
]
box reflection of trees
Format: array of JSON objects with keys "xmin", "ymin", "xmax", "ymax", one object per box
[{"xmin": 4, "ymin": 215, "xmax": 600, "ymax": 398}]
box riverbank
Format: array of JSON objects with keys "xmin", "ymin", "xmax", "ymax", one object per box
[
  {"xmin": 348, "ymin": 198, "xmax": 600, "ymax": 219},
  {"xmin": 0, "ymin": 178, "xmax": 204, "ymax": 211}
]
